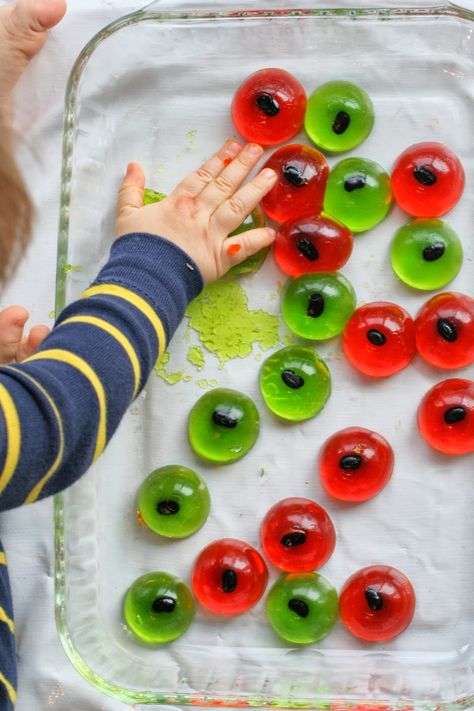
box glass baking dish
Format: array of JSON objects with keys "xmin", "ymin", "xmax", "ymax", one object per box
[{"xmin": 55, "ymin": 2, "xmax": 474, "ymax": 708}]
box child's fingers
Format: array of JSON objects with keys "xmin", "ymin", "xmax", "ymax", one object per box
[
  {"xmin": 212, "ymin": 167, "xmax": 277, "ymax": 235},
  {"xmin": 16, "ymin": 324, "xmax": 50, "ymax": 361},
  {"xmin": 197, "ymin": 143, "xmax": 264, "ymax": 212},
  {"xmin": 174, "ymin": 140, "xmax": 242, "ymax": 198},
  {"xmin": 0, "ymin": 305, "xmax": 29, "ymax": 364},
  {"xmin": 222, "ymin": 227, "xmax": 276, "ymax": 271},
  {"xmin": 116, "ymin": 163, "xmax": 145, "ymax": 218}
]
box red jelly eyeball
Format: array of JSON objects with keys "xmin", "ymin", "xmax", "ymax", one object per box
[
  {"xmin": 415, "ymin": 292, "xmax": 474, "ymax": 370},
  {"xmin": 261, "ymin": 144, "xmax": 329, "ymax": 223},
  {"xmin": 417, "ymin": 378, "xmax": 474, "ymax": 455},
  {"xmin": 343, "ymin": 302, "xmax": 416, "ymax": 378},
  {"xmin": 319, "ymin": 427, "xmax": 394, "ymax": 503},
  {"xmin": 391, "ymin": 142, "xmax": 465, "ymax": 217},
  {"xmin": 274, "ymin": 213, "xmax": 353, "ymax": 277},
  {"xmin": 340, "ymin": 565, "xmax": 415, "ymax": 642},
  {"xmin": 260, "ymin": 497, "xmax": 336, "ymax": 572},
  {"xmin": 192, "ymin": 538, "xmax": 268, "ymax": 616},
  {"xmin": 231, "ymin": 68, "xmax": 306, "ymax": 146}
]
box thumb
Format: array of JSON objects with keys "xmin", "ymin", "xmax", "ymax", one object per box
[
  {"xmin": 117, "ymin": 163, "xmax": 145, "ymax": 218},
  {"xmin": 222, "ymin": 227, "xmax": 276, "ymax": 274}
]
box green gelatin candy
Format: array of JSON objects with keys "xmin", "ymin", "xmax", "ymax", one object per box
[
  {"xmin": 304, "ymin": 80, "xmax": 374, "ymax": 153},
  {"xmin": 390, "ymin": 218, "xmax": 463, "ymax": 290},
  {"xmin": 123, "ymin": 571, "xmax": 195, "ymax": 645},
  {"xmin": 281, "ymin": 272, "xmax": 356, "ymax": 340},
  {"xmin": 266, "ymin": 572, "xmax": 339, "ymax": 644},
  {"xmin": 228, "ymin": 206, "xmax": 268, "ymax": 276},
  {"xmin": 144, "ymin": 188, "xmax": 167, "ymax": 205},
  {"xmin": 188, "ymin": 388, "xmax": 260, "ymax": 463},
  {"xmin": 323, "ymin": 158, "xmax": 392, "ymax": 233},
  {"xmin": 260, "ymin": 345, "xmax": 331, "ymax": 422},
  {"xmin": 137, "ymin": 465, "xmax": 210, "ymax": 539}
]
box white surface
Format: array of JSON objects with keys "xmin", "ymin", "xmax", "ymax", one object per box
[{"xmin": 1, "ymin": 1, "xmax": 474, "ymax": 710}]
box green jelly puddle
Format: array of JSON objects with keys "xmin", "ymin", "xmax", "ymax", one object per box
[
  {"xmin": 154, "ymin": 352, "xmax": 183, "ymax": 385},
  {"xmin": 186, "ymin": 280, "xmax": 280, "ymax": 367},
  {"xmin": 187, "ymin": 345, "xmax": 205, "ymax": 370}
]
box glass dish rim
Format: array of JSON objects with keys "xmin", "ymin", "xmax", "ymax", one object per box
[{"xmin": 54, "ymin": 3, "xmax": 474, "ymax": 707}]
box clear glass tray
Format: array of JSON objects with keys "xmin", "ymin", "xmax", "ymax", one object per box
[{"xmin": 55, "ymin": 3, "xmax": 474, "ymax": 708}]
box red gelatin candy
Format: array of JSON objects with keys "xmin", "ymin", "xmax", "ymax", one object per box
[
  {"xmin": 274, "ymin": 213, "xmax": 353, "ymax": 277},
  {"xmin": 340, "ymin": 565, "xmax": 415, "ymax": 642},
  {"xmin": 261, "ymin": 144, "xmax": 329, "ymax": 223},
  {"xmin": 415, "ymin": 292, "xmax": 474, "ymax": 370},
  {"xmin": 231, "ymin": 68, "xmax": 306, "ymax": 146},
  {"xmin": 417, "ymin": 378, "xmax": 474, "ymax": 455},
  {"xmin": 260, "ymin": 497, "xmax": 336, "ymax": 572},
  {"xmin": 391, "ymin": 142, "xmax": 465, "ymax": 218},
  {"xmin": 343, "ymin": 302, "xmax": 416, "ymax": 378},
  {"xmin": 319, "ymin": 427, "xmax": 394, "ymax": 503},
  {"xmin": 192, "ymin": 538, "xmax": 268, "ymax": 616}
]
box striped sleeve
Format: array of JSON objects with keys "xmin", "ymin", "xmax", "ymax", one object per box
[
  {"xmin": 0, "ymin": 233, "xmax": 203, "ymax": 511},
  {"xmin": 0, "ymin": 544, "xmax": 16, "ymax": 710}
]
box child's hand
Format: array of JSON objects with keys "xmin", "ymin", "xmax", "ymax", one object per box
[
  {"xmin": 115, "ymin": 140, "xmax": 278, "ymax": 283},
  {"xmin": 0, "ymin": 305, "xmax": 50, "ymax": 364}
]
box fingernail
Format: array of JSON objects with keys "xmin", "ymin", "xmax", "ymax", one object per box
[
  {"xmin": 126, "ymin": 162, "xmax": 134, "ymax": 176},
  {"xmin": 266, "ymin": 228, "xmax": 276, "ymax": 239},
  {"xmin": 247, "ymin": 143, "xmax": 263, "ymax": 156},
  {"xmin": 225, "ymin": 140, "xmax": 241, "ymax": 156},
  {"xmin": 261, "ymin": 168, "xmax": 277, "ymax": 181}
]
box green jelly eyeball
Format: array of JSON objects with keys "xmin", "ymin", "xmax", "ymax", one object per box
[
  {"xmin": 228, "ymin": 206, "xmax": 269, "ymax": 276},
  {"xmin": 143, "ymin": 188, "xmax": 167, "ymax": 205},
  {"xmin": 323, "ymin": 158, "xmax": 392, "ymax": 233},
  {"xmin": 123, "ymin": 571, "xmax": 195, "ymax": 645},
  {"xmin": 304, "ymin": 80, "xmax": 374, "ymax": 153},
  {"xmin": 188, "ymin": 388, "xmax": 260, "ymax": 463},
  {"xmin": 281, "ymin": 272, "xmax": 356, "ymax": 340},
  {"xmin": 137, "ymin": 465, "xmax": 210, "ymax": 539},
  {"xmin": 390, "ymin": 218, "xmax": 463, "ymax": 290},
  {"xmin": 259, "ymin": 345, "xmax": 331, "ymax": 422},
  {"xmin": 266, "ymin": 572, "xmax": 339, "ymax": 644}
]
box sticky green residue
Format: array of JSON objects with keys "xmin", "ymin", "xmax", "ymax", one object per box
[
  {"xmin": 185, "ymin": 129, "xmax": 197, "ymax": 149},
  {"xmin": 154, "ymin": 352, "xmax": 183, "ymax": 385},
  {"xmin": 63, "ymin": 263, "xmax": 81, "ymax": 275},
  {"xmin": 186, "ymin": 280, "xmax": 280, "ymax": 366},
  {"xmin": 48, "ymin": 310, "xmax": 56, "ymax": 320},
  {"xmin": 187, "ymin": 345, "xmax": 205, "ymax": 371},
  {"xmin": 183, "ymin": 375, "xmax": 192, "ymax": 383},
  {"xmin": 144, "ymin": 188, "xmax": 166, "ymax": 205},
  {"xmin": 197, "ymin": 378, "xmax": 218, "ymax": 389},
  {"xmin": 255, "ymin": 353, "xmax": 262, "ymax": 362},
  {"xmin": 157, "ymin": 164, "xmax": 165, "ymax": 173}
]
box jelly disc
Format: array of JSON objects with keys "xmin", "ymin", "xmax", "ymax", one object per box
[
  {"xmin": 231, "ymin": 68, "xmax": 306, "ymax": 146},
  {"xmin": 304, "ymin": 80, "xmax": 374, "ymax": 153},
  {"xmin": 417, "ymin": 378, "xmax": 474, "ymax": 455},
  {"xmin": 415, "ymin": 292, "xmax": 474, "ymax": 370},
  {"xmin": 281, "ymin": 272, "xmax": 356, "ymax": 340},
  {"xmin": 227, "ymin": 205, "xmax": 268, "ymax": 275},
  {"xmin": 259, "ymin": 345, "xmax": 331, "ymax": 422},
  {"xmin": 342, "ymin": 302, "xmax": 416, "ymax": 377},
  {"xmin": 137, "ymin": 465, "xmax": 210, "ymax": 539},
  {"xmin": 323, "ymin": 157, "xmax": 392, "ymax": 233},
  {"xmin": 339, "ymin": 565, "xmax": 415, "ymax": 642},
  {"xmin": 390, "ymin": 219, "xmax": 463, "ymax": 290},
  {"xmin": 319, "ymin": 427, "xmax": 394, "ymax": 502},
  {"xmin": 266, "ymin": 572, "xmax": 338, "ymax": 644},
  {"xmin": 274, "ymin": 213, "xmax": 353, "ymax": 277},
  {"xmin": 123, "ymin": 571, "xmax": 195, "ymax": 644},
  {"xmin": 260, "ymin": 497, "xmax": 336, "ymax": 572},
  {"xmin": 261, "ymin": 144, "xmax": 329, "ymax": 223},
  {"xmin": 192, "ymin": 538, "xmax": 268, "ymax": 615},
  {"xmin": 391, "ymin": 142, "xmax": 465, "ymax": 217}
]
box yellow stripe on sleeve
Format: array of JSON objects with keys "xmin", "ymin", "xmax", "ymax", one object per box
[
  {"xmin": 0, "ymin": 671, "xmax": 16, "ymax": 704},
  {"xmin": 4, "ymin": 367, "xmax": 65, "ymax": 504},
  {"xmin": 0, "ymin": 607, "xmax": 14, "ymax": 634},
  {"xmin": 0, "ymin": 385, "xmax": 21, "ymax": 495},
  {"xmin": 0, "ymin": 553, "xmax": 6, "ymax": 565},
  {"xmin": 58, "ymin": 316, "xmax": 141, "ymax": 397},
  {"xmin": 81, "ymin": 284, "xmax": 166, "ymax": 357},
  {"xmin": 24, "ymin": 349, "xmax": 106, "ymax": 462}
]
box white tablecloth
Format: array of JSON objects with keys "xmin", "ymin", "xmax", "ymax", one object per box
[{"xmin": 1, "ymin": 1, "xmax": 473, "ymax": 709}]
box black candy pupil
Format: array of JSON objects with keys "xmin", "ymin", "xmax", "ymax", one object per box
[
  {"xmin": 152, "ymin": 596, "xmax": 176, "ymax": 613},
  {"xmin": 281, "ymin": 369, "xmax": 304, "ymax": 389},
  {"xmin": 437, "ymin": 318, "xmax": 458, "ymax": 342},
  {"xmin": 212, "ymin": 408, "xmax": 239, "ymax": 428},
  {"xmin": 157, "ymin": 499, "xmax": 180, "ymax": 516},
  {"xmin": 444, "ymin": 406, "xmax": 466, "ymax": 424},
  {"xmin": 221, "ymin": 569, "xmax": 237, "ymax": 593},
  {"xmin": 307, "ymin": 293, "xmax": 324, "ymax": 318},
  {"xmin": 339, "ymin": 454, "xmax": 363, "ymax": 471},
  {"xmin": 344, "ymin": 174, "xmax": 366, "ymax": 192},
  {"xmin": 255, "ymin": 93, "xmax": 280, "ymax": 117},
  {"xmin": 296, "ymin": 238, "xmax": 319, "ymax": 261},
  {"xmin": 422, "ymin": 243, "xmax": 445, "ymax": 262},
  {"xmin": 365, "ymin": 587, "xmax": 383, "ymax": 611},
  {"xmin": 413, "ymin": 165, "xmax": 437, "ymax": 186},
  {"xmin": 280, "ymin": 530, "xmax": 306, "ymax": 548},
  {"xmin": 282, "ymin": 164, "xmax": 308, "ymax": 188},
  {"xmin": 288, "ymin": 598, "xmax": 309, "ymax": 618},
  {"xmin": 367, "ymin": 329, "xmax": 387, "ymax": 346},
  {"xmin": 332, "ymin": 110, "xmax": 350, "ymax": 135}
]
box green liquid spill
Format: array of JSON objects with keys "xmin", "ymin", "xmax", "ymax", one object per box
[
  {"xmin": 197, "ymin": 378, "xmax": 218, "ymax": 389},
  {"xmin": 186, "ymin": 280, "xmax": 280, "ymax": 366},
  {"xmin": 154, "ymin": 352, "xmax": 183, "ymax": 385},
  {"xmin": 187, "ymin": 345, "xmax": 205, "ymax": 371}
]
